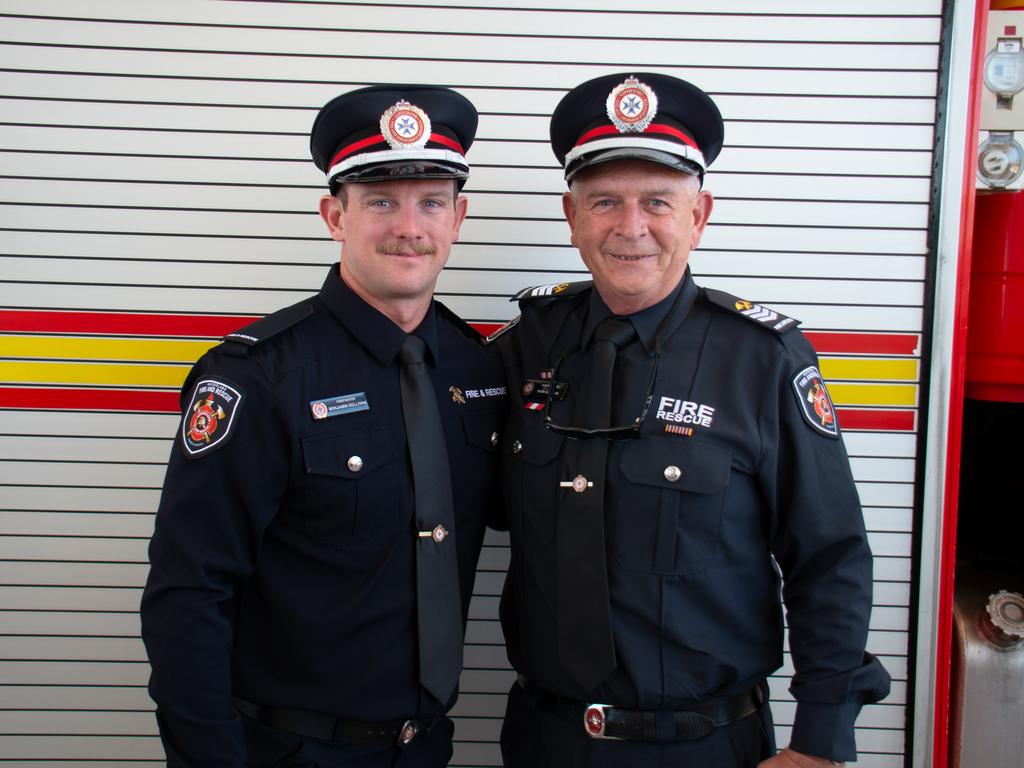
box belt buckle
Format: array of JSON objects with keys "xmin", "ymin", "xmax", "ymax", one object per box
[
  {"xmin": 583, "ymin": 703, "xmax": 623, "ymax": 740},
  {"xmin": 397, "ymin": 719, "xmax": 418, "ymax": 745}
]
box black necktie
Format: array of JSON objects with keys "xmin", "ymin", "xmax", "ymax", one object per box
[
  {"xmin": 398, "ymin": 334, "xmax": 462, "ymax": 704},
  {"xmin": 556, "ymin": 318, "xmax": 636, "ymax": 693}
]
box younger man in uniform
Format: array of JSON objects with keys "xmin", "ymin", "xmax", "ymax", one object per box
[{"xmin": 142, "ymin": 85, "xmax": 506, "ymax": 767}]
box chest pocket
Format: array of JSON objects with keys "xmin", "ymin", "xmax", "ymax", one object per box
[
  {"xmin": 461, "ymin": 410, "xmax": 503, "ymax": 454},
  {"xmin": 458, "ymin": 408, "xmax": 504, "ymax": 526},
  {"xmin": 300, "ymin": 426, "xmax": 402, "ymax": 548},
  {"xmin": 613, "ymin": 438, "xmax": 731, "ymax": 576},
  {"xmin": 502, "ymin": 416, "xmax": 564, "ymax": 553}
]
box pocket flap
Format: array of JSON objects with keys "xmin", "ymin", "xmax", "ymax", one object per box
[
  {"xmin": 619, "ymin": 438, "xmax": 730, "ymax": 494},
  {"xmin": 461, "ymin": 410, "xmax": 505, "ymax": 452},
  {"xmin": 505, "ymin": 421, "xmax": 564, "ymax": 466},
  {"xmin": 301, "ymin": 426, "xmax": 396, "ymax": 478}
]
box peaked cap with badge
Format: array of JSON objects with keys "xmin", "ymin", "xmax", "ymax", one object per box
[
  {"xmin": 310, "ymin": 84, "xmax": 478, "ymax": 194},
  {"xmin": 550, "ymin": 72, "xmax": 724, "ymax": 183}
]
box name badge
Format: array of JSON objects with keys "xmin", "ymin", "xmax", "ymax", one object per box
[{"xmin": 310, "ymin": 392, "xmax": 370, "ymax": 420}]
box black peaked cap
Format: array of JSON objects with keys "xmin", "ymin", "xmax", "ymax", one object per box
[
  {"xmin": 550, "ymin": 72, "xmax": 724, "ymax": 182},
  {"xmin": 310, "ymin": 84, "xmax": 478, "ymax": 192}
]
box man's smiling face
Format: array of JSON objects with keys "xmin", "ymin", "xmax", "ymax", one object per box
[{"xmin": 563, "ymin": 159, "xmax": 713, "ymax": 315}]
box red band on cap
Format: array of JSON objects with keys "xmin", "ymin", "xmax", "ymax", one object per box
[
  {"xmin": 429, "ymin": 133, "xmax": 465, "ymax": 154},
  {"xmin": 330, "ymin": 133, "xmax": 466, "ymax": 170},
  {"xmin": 574, "ymin": 123, "xmax": 699, "ymax": 151},
  {"xmin": 330, "ymin": 135, "xmax": 387, "ymax": 167}
]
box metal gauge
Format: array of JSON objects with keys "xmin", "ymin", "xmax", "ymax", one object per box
[
  {"xmin": 978, "ymin": 132, "xmax": 1024, "ymax": 188},
  {"xmin": 983, "ymin": 38, "xmax": 1024, "ymax": 98}
]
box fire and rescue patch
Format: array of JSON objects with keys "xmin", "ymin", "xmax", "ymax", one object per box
[
  {"xmin": 655, "ymin": 396, "xmax": 715, "ymax": 429},
  {"xmin": 182, "ymin": 378, "xmax": 243, "ymax": 457},
  {"xmin": 452, "ymin": 384, "xmax": 507, "ymax": 401},
  {"xmin": 792, "ymin": 365, "xmax": 839, "ymax": 438}
]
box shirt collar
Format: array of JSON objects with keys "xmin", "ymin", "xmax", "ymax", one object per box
[
  {"xmin": 581, "ymin": 269, "xmax": 698, "ymax": 354},
  {"xmin": 317, "ymin": 264, "xmax": 441, "ymax": 366}
]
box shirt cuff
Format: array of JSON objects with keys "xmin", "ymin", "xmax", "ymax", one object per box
[{"xmin": 788, "ymin": 701, "xmax": 861, "ymax": 763}]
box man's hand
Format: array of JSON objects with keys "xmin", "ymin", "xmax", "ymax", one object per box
[{"xmin": 758, "ymin": 748, "xmax": 842, "ymax": 768}]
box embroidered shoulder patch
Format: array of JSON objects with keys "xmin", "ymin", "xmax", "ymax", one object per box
[
  {"xmin": 792, "ymin": 365, "xmax": 838, "ymax": 438},
  {"xmin": 512, "ymin": 280, "xmax": 592, "ymax": 302},
  {"xmin": 181, "ymin": 378, "xmax": 244, "ymax": 457}
]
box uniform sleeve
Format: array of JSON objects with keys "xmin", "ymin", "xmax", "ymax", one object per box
[
  {"xmin": 140, "ymin": 350, "xmax": 290, "ymax": 767},
  {"xmin": 758, "ymin": 336, "xmax": 891, "ymax": 762}
]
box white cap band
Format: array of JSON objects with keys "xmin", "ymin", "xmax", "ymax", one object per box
[
  {"xmin": 327, "ymin": 147, "xmax": 469, "ymax": 182},
  {"xmin": 564, "ymin": 136, "xmax": 706, "ymax": 173}
]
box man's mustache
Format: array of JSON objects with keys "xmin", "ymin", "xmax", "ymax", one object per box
[{"xmin": 376, "ymin": 242, "xmax": 438, "ymax": 256}]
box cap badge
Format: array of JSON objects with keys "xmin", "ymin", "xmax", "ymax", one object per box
[
  {"xmin": 606, "ymin": 76, "xmax": 658, "ymax": 134},
  {"xmin": 380, "ymin": 100, "xmax": 431, "ymax": 151}
]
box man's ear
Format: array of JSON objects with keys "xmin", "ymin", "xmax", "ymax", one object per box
[
  {"xmin": 451, "ymin": 194, "xmax": 469, "ymax": 242},
  {"xmin": 689, "ymin": 190, "xmax": 714, "ymax": 250},
  {"xmin": 318, "ymin": 195, "xmax": 345, "ymax": 243},
  {"xmin": 562, "ymin": 191, "xmax": 579, "ymax": 248}
]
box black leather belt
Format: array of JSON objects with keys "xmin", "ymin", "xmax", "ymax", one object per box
[
  {"xmin": 233, "ymin": 696, "xmax": 440, "ymax": 746},
  {"xmin": 517, "ymin": 676, "xmax": 763, "ymax": 742}
]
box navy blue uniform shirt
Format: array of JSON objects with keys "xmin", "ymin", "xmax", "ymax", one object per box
[
  {"xmin": 141, "ymin": 265, "xmax": 507, "ymax": 765},
  {"xmin": 495, "ymin": 272, "xmax": 889, "ymax": 763}
]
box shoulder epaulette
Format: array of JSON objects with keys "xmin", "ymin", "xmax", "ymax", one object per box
[
  {"xmin": 483, "ymin": 314, "xmax": 520, "ymax": 345},
  {"xmin": 702, "ymin": 288, "xmax": 799, "ymax": 334},
  {"xmin": 436, "ymin": 301, "xmax": 487, "ymax": 345},
  {"xmin": 511, "ymin": 280, "xmax": 593, "ymax": 302},
  {"xmin": 222, "ymin": 299, "xmax": 315, "ymax": 347}
]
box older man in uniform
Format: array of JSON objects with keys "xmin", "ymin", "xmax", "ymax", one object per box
[
  {"xmin": 493, "ymin": 73, "xmax": 890, "ymax": 768},
  {"xmin": 141, "ymin": 85, "xmax": 506, "ymax": 767}
]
